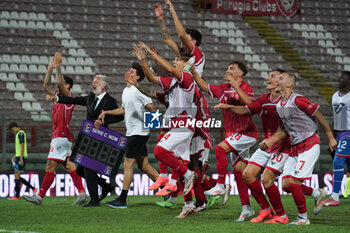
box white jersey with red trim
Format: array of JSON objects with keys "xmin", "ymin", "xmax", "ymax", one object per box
[
  {"xmin": 159, "ymin": 72, "xmax": 197, "ymax": 126},
  {"xmin": 191, "ymin": 44, "xmax": 205, "ymax": 77},
  {"xmin": 276, "ymin": 92, "xmax": 319, "ymax": 145}
]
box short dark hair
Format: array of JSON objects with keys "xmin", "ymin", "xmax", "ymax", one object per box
[
  {"xmin": 64, "ymin": 75, "xmax": 73, "ymax": 89},
  {"xmin": 185, "ymin": 28, "xmax": 202, "ymax": 47},
  {"xmin": 8, "ymin": 122, "xmax": 18, "ymax": 130},
  {"xmin": 229, "ymin": 60, "xmax": 248, "ymax": 76},
  {"xmin": 132, "ymin": 62, "xmax": 145, "ymax": 82},
  {"xmin": 273, "ymin": 68, "xmax": 286, "ymax": 74},
  {"xmin": 342, "ymin": 71, "xmax": 350, "ymax": 78},
  {"xmin": 176, "ymin": 51, "xmax": 192, "ymax": 62}
]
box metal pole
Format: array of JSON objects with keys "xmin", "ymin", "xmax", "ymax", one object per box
[{"xmin": 2, "ymin": 113, "xmax": 6, "ymax": 171}]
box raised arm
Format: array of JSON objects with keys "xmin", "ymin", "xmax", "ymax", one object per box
[
  {"xmin": 165, "ymin": 0, "xmax": 194, "ymax": 52},
  {"xmin": 154, "ymin": 3, "xmax": 179, "ymax": 52},
  {"xmin": 133, "ymin": 45, "xmax": 160, "ymax": 84},
  {"xmin": 138, "ymin": 42, "xmax": 182, "ymax": 80},
  {"xmin": 225, "ymin": 75, "xmax": 252, "ymax": 105},
  {"xmin": 214, "ymin": 104, "xmax": 249, "ymax": 115},
  {"xmin": 43, "ymin": 55, "xmax": 56, "ymax": 96},
  {"xmin": 190, "ymin": 64, "xmax": 208, "ymax": 92},
  {"xmin": 55, "ymin": 52, "xmax": 70, "ymax": 97},
  {"xmin": 314, "ymin": 111, "xmax": 338, "ymax": 151}
]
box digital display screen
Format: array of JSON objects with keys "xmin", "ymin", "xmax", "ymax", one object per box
[{"xmin": 71, "ymin": 120, "xmax": 127, "ymax": 176}]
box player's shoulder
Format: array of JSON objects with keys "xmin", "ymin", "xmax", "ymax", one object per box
[{"xmin": 240, "ymin": 80, "xmax": 252, "ymax": 88}]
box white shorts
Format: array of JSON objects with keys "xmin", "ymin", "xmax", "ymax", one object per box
[
  {"xmin": 281, "ymin": 156, "xmax": 298, "ymax": 179},
  {"xmin": 190, "ymin": 135, "xmax": 205, "ymax": 154},
  {"xmin": 249, "ymin": 149, "xmax": 289, "ymax": 175},
  {"xmin": 225, "ymin": 133, "xmax": 257, "ymax": 164},
  {"xmin": 282, "ymin": 144, "xmax": 320, "ymax": 180},
  {"xmin": 199, "ymin": 148, "xmax": 210, "ymax": 163},
  {"xmin": 157, "ymin": 127, "xmax": 194, "ymax": 162},
  {"xmin": 48, "ymin": 137, "xmax": 72, "ymax": 163}
]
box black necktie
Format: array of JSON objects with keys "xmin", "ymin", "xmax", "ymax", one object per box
[{"xmin": 93, "ymin": 96, "xmax": 98, "ymax": 110}]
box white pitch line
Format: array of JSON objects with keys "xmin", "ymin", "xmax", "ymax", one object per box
[{"xmin": 0, "ymin": 229, "xmax": 40, "ymax": 233}]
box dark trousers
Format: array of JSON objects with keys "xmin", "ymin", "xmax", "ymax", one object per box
[{"xmin": 76, "ymin": 165, "xmax": 110, "ymax": 202}]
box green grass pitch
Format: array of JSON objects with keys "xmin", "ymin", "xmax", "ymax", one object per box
[{"xmin": 1, "ymin": 195, "xmax": 350, "ymax": 233}]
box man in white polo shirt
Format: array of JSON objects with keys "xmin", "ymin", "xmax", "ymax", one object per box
[{"xmin": 97, "ymin": 62, "xmax": 159, "ymax": 208}]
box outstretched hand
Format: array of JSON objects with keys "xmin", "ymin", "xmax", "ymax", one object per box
[
  {"xmin": 54, "ymin": 52, "xmax": 63, "ymax": 67},
  {"xmin": 98, "ymin": 112, "xmax": 106, "ymax": 124},
  {"xmin": 224, "ymin": 73, "xmax": 238, "ymax": 88},
  {"xmin": 49, "ymin": 56, "xmax": 56, "ymax": 69},
  {"xmin": 154, "ymin": 3, "xmax": 164, "ymax": 18},
  {"xmin": 165, "ymin": 0, "xmax": 175, "ymax": 12},
  {"xmin": 149, "ymin": 46, "xmax": 159, "ymax": 61},
  {"xmin": 133, "ymin": 45, "xmax": 146, "ymax": 61},
  {"xmin": 94, "ymin": 119, "xmax": 103, "ymax": 129},
  {"xmin": 45, "ymin": 94, "xmax": 56, "ymax": 102}
]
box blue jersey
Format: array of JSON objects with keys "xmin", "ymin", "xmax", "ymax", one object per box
[{"xmin": 335, "ymin": 131, "xmax": 350, "ymax": 157}]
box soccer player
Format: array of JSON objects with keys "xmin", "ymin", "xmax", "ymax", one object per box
[
  {"xmin": 154, "ymin": 0, "xmax": 205, "ymax": 76},
  {"xmin": 98, "ymin": 63, "xmax": 159, "ymax": 208},
  {"xmin": 191, "ymin": 61, "xmax": 258, "ymax": 221},
  {"xmin": 342, "ymin": 172, "xmax": 350, "ymax": 198},
  {"xmin": 261, "ymin": 72, "xmax": 337, "ymax": 225},
  {"xmin": 23, "ymin": 52, "xmax": 87, "ymax": 205},
  {"xmin": 8, "ymin": 122, "xmax": 37, "ymax": 200},
  {"xmin": 323, "ymin": 71, "xmax": 350, "ymax": 206},
  {"xmin": 214, "ymin": 69, "xmax": 291, "ymax": 223},
  {"xmin": 134, "ymin": 42, "xmax": 197, "ymax": 217}
]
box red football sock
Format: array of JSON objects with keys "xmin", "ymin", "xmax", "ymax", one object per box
[
  {"xmin": 209, "ymin": 177, "xmax": 217, "ymax": 187},
  {"xmin": 154, "ymin": 146, "xmax": 188, "ymax": 176},
  {"xmin": 170, "ymin": 169, "xmax": 179, "ymax": 180},
  {"xmin": 215, "ymin": 146, "xmax": 228, "ymax": 184},
  {"xmin": 265, "ymin": 184, "xmax": 285, "ymax": 216},
  {"xmin": 202, "ymin": 178, "xmax": 212, "ymax": 190},
  {"xmin": 234, "ymin": 170, "xmax": 250, "ymax": 206},
  {"xmin": 38, "ymin": 172, "xmax": 55, "ymax": 198},
  {"xmin": 70, "ymin": 170, "xmax": 85, "ymax": 193},
  {"xmin": 193, "ymin": 168, "xmax": 206, "ymax": 201},
  {"xmin": 282, "ymin": 183, "xmax": 292, "ymax": 193},
  {"xmin": 159, "ymin": 161, "xmax": 168, "ymax": 174},
  {"xmin": 289, "ymin": 183, "xmax": 307, "ymax": 214},
  {"xmin": 184, "ymin": 192, "xmax": 193, "ymax": 202},
  {"xmin": 300, "ymin": 184, "xmax": 313, "ymax": 196},
  {"xmin": 248, "ymin": 179, "xmax": 270, "ymax": 210}
]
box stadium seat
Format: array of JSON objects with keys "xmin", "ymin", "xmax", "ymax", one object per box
[
  {"xmin": 19, "ymin": 64, "xmax": 28, "ymax": 72},
  {"xmin": 14, "ymin": 92, "xmax": 25, "ymax": 101},
  {"xmin": 8, "ymin": 73, "xmax": 19, "ymax": 82}
]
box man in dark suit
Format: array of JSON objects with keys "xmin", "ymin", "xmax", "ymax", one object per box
[{"xmin": 51, "ymin": 74, "xmax": 124, "ymax": 207}]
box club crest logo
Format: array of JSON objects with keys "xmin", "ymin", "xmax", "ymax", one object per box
[
  {"xmin": 105, "ymin": 166, "xmax": 112, "ymax": 175},
  {"xmin": 75, "ymin": 154, "xmax": 83, "ymax": 163},
  {"xmin": 276, "ymin": 0, "xmax": 298, "ymax": 17},
  {"xmin": 118, "ymin": 137, "xmax": 127, "ymax": 148},
  {"xmin": 84, "ymin": 123, "xmax": 92, "ymax": 133}
]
